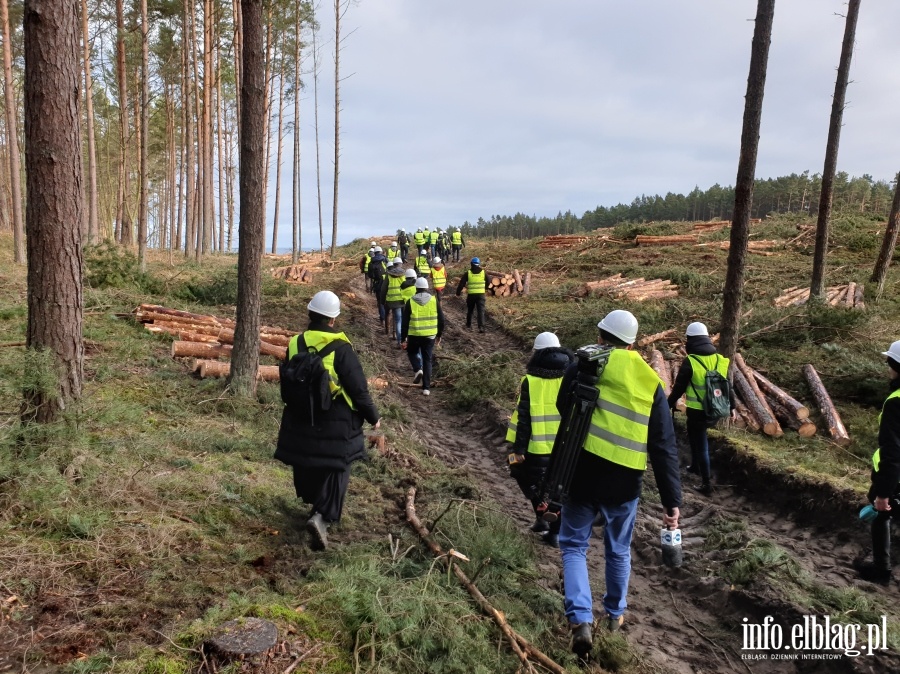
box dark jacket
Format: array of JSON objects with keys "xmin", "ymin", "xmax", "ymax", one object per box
[
  {"xmin": 512, "ymin": 347, "xmax": 574, "ymax": 454},
  {"xmin": 557, "ymin": 353, "xmax": 681, "ymax": 510},
  {"xmin": 455, "ymin": 264, "xmax": 484, "ymax": 295},
  {"xmin": 871, "ymin": 378, "xmax": 900, "ymax": 499},
  {"xmin": 379, "ymin": 267, "xmax": 407, "ymax": 309},
  {"xmin": 275, "ymin": 322, "xmax": 380, "ymax": 470},
  {"xmin": 668, "ymin": 335, "xmax": 735, "ymax": 415},
  {"xmin": 401, "ymin": 291, "xmax": 445, "ymax": 341},
  {"xmin": 368, "ymin": 253, "xmax": 388, "ymax": 279}
]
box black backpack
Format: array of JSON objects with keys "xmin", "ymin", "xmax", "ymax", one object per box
[
  {"xmin": 279, "ymin": 340, "xmax": 341, "ymax": 422},
  {"xmin": 688, "ymin": 355, "xmax": 732, "ymax": 427},
  {"xmin": 368, "ymin": 257, "xmax": 386, "ymax": 281}
]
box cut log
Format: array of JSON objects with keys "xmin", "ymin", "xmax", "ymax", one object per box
[
  {"xmin": 751, "ymin": 368, "xmax": 809, "ymax": 420},
  {"xmin": 731, "ymin": 367, "xmax": 780, "ymax": 436},
  {"xmin": 733, "ymin": 396, "xmax": 762, "ymax": 433},
  {"xmin": 635, "ymin": 234, "xmax": 699, "ymax": 245},
  {"xmin": 843, "ymin": 282, "xmax": 857, "ymax": 308},
  {"xmin": 637, "ymin": 329, "xmax": 676, "ymax": 347},
  {"xmin": 172, "ymin": 341, "xmax": 233, "ymax": 359},
  {"xmin": 828, "ymin": 285, "xmax": 850, "ymax": 306},
  {"xmin": 512, "ymin": 269, "xmax": 523, "ymax": 293},
  {"xmin": 648, "ymin": 350, "xmax": 672, "ymax": 394},
  {"xmin": 801, "ymin": 364, "xmax": 851, "ymax": 446},
  {"xmin": 522, "ymin": 272, "xmax": 531, "ymax": 295},
  {"xmin": 733, "ymin": 354, "xmax": 783, "ymax": 437},
  {"xmin": 669, "ymin": 360, "xmax": 686, "ymax": 412},
  {"xmin": 138, "ymin": 304, "xmax": 235, "ymax": 327},
  {"xmin": 853, "ymin": 283, "xmax": 865, "ymax": 309},
  {"xmin": 627, "ymin": 289, "xmax": 679, "ymax": 301},
  {"xmin": 146, "ymin": 325, "xmax": 221, "ymax": 343},
  {"xmin": 767, "ymin": 396, "xmax": 817, "ymax": 437},
  {"xmin": 196, "ymin": 359, "xmax": 281, "ymax": 382}
]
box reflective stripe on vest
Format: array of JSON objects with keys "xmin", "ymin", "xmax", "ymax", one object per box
[
  {"xmin": 385, "ymin": 274, "xmax": 404, "ymax": 303},
  {"xmin": 686, "ymin": 353, "xmax": 730, "ymax": 410},
  {"xmin": 506, "ymin": 408, "xmax": 519, "ymax": 443},
  {"xmin": 467, "ymin": 270, "xmax": 486, "ymax": 294},
  {"xmin": 872, "ymin": 388, "xmax": 900, "ymax": 471},
  {"xmin": 408, "ymin": 296, "xmax": 438, "ymax": 337},
  {"xmin": 583, "ymin": 349, "xmax": 661, "ymax": 471},
  {"xmin": 432, "ymin": 266, "xmax": 447, "ymax": 289},
  {"xmin": 452, "ymin": 232, "xmax": 462, "ymax": 245},
  {"xmin": 287, "ymin": 330, "xmax": 355, "ymax": 409},
  {"xmin": 524, "ymin": 374, "xmax": 564, "ymax": 454},
  {"xmin": 417, "ymin": 256, "xmax": 431, "ymax": 275}
]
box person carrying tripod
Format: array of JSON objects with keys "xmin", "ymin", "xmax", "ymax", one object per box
[{"xmin": 555, "ymin": 310, "xmax": 681, "ymax": 657}]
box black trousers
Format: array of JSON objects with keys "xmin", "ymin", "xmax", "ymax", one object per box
[
  {"xmin": 292, "ymin": 465, "xmax": 351, "ymax": 523},
  {"xmin": 406, "ymin": 336, "xmax": 434, "ymax": 389},
  {"xmin": 510, "ymin": 453, "xmax": 560, "ymax": 534},
  {"xmin": 466, "ymin": 294, "xmax": 485, "ymax": 328}
]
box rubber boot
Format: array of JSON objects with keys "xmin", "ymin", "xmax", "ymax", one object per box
[{"xmin": 571, "ymin": 622, "xmax": 592, "ymax": 658}]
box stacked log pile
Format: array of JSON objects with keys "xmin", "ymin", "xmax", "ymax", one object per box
[
  {"xmin": 635, "ymin": 234, "xmax": 698, "ymax": 246},
  {"xmin": 269, "ymin": 263, "xmax": 313, "ymax": 284},
  {"xmin": 774, "ymin": 284, "xmax": 865, "ymax": 309},
  {"xmin": 484, "ymin": 269, "xmax": 531, "ymax": 297},
  {"xmin": 135, "ymin": 304, "xmax": 291, "ymax": 361},
  {"xmin": 580, "ymin": 274, "xmax": 679, "ymax": 301},
  {"xmin": 730, "ymin": 353, "xmax": 816, "ymax": 438},
  {"xmin": 696, "ymin": 239, "xmax": 781, "ymax": 255},
  {"xmin": 690, "ymin": 218, "xmax": 761, "ymax": 234},
  {"xmin": 538, "ymin": 235, "xmax": 589, "ymax": 249}
]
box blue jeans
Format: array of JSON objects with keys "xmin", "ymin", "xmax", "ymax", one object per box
[
  {"xmin": 686, "ymin": 410, "xmax": 710, "ymax": 482},
  {"xmin": 560, "ymin": 497, "xmax": 639, "ymax": 624},
  {"xmin": 390, "ymin": 307, "xmax": 402, "ymax": 345}
]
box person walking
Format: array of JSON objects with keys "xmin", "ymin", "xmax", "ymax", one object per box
[
  {"xmin": 413, "ymin": 228, "xmax": 426, "ymax": 251},
  {"xmin": 415, "ymin": 248, "xmax": 431, "ymax": 278},
  {"xmin": 557, "ymin": 309, "xmax": 681, "ymax": 657},
  {"xmin": 506, "ymin": 332, "xmax": 574, "ymax": 547},
  {"xmin": 398, "ymin": 229, "xmax": 409, "ymax": 262},
  {"xmin": 455, "ymin": 256, "xmax": 486, "ymax": 332},
  {"xmin": 401, "ymin": 277, "xmax": 444, "ymax": 396},
  {"xmin": 854, "ymin": 340, "xmax": 900, "ymax": 584},
  {"xmin": 274, "ymin": 291, "xmax": 381, "ymax": 550},
  {"xmin": 667, "ymin": 322, "xmax": 732, "ymax": 495},
  {"xmin": 386, "ymin": 241, "xmax": 400, "ymax": 264},
  {"xmin": 379, "ymin": 258, "xmax": 407, "ymax": 345},
  {"xmin": 429, "ymin": 227, "xmax": 440, "ymax": 259},
  {"xmin": 430, "ymin": 257, "xmax": 447, "ymax": 300},
  {"xmin": 360, "ymin": 247, "xmax": 374, "ymax": 291},
  {"xmin": 451, "ymin": 228, "xmax": 464, "ymax": 262}
]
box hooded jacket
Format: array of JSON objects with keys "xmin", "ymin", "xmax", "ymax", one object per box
[
  {"xmin": 511, "ymin": 347, "xmax": 574, "ymax": 454},
  {"xmin": 455, "ymin": 263, "xmax": 484, "ymax": 296},
  {"xmin": 400, "ymin": 291, "xmax": 445, "ymax": 341},
  {"xmin": 379, "ymin": 266, "xmax": 408, "ymax": 309}
]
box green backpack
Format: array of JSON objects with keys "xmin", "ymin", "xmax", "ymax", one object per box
[{"xmin": 688, "ymin": 355, "xmax": 732, "ymax": 426}]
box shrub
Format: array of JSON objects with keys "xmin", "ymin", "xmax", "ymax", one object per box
[{"xmin": 84, "ymin": 241, "xmax": 161, "ymax": 292}]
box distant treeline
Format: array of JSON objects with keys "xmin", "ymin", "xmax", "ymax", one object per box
[{"xmin": 461, "ymin": 171, "xmax": 897, "ymax": 238}]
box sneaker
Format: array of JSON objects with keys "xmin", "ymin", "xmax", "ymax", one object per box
[
  {"xmin": 853, "ymin": 559, "xmax": 892, "ymax": 585},
  {"xmin": 685, "ymin": 464, "xmax": 699, "ymax": 475},
  {"xmin": 603, "ymin": 614, "xmax": 624, "ymax": 632},
  {"xmin": 692, "ymin": 482, "xmax": 713, "ymax": 496},
  {"xmin": 422, "ymin": 389, "xmax": 430, "ymax": 396},
  {"xmin": 306, "ymin": 513, "xmax": 328, "ymax": 551},
  {"xmin": 571, "ymin": 622, "xmax": 592, "ymax": 657},
  {"xmin": 541, "ymin": 532, "xmax": 559, "ymax": 548},
  {"xmin": 478, "ymin": 327, "xmax": 485, "ymax": 334},
  {"xmin": 413, "ymin": 370, "xmax": 423, "ymax": 384},
  {"xmin": 530, "ymin": 517, "xmax": 550, "ymax": 533}
]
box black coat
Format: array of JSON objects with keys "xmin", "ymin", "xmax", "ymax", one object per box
[
  {"xmin": 511, "ymin": 347, "xmax": 574, "ymax": 454},
  {"xmin": 274, "ymin": 323, "xmax": 380, "ymax": 470}
]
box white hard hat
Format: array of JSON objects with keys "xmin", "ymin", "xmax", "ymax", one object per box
[
  {"xmin": 400, "ymin": 229, "xmax": 405, "ymax": 232},
  {"xmin": 686, "ymin": 322, "xmax": 709, "ymax": 337},
  {"xmin": 368, "ymin": 247, "xmax": 374, "ymax": 253},
  {"xmin": 533, "ymin": 332, "xmax": 560, "ymax": 350},
  {"xmin": 598, "ymin": 309, "xmax": 639, "ymax": 345},
  {"xmin": 392, "ymin": 258, "xmax": 402, "ymax": 265},
  {"xmin": 391, "ymin": 241, "xmax": 398, "ymax": 246},
  {"xmin": 308, "ymin": 290, "xmax": 341, "ymax": 318},
  {"xmin": 374, "ymin": 246, "xmax": 383, "ymax": 253},
  {"xmin": 881, "ymin": 340, "xmax": 900, "ymax": 363},
  {"xmin": 404, "ymin": 269, "xmax": 417, "ymax": 279},
  {"xmin": 420, "ymin": 249, "xmax": 427, "ymax": 255},
  {"xmin": 433, "ymin": 257, "xmax": 442, "ymax": 265},
  {"xmin": 415, "ymin": 277, "xmax": 429, "ymax": 290}
]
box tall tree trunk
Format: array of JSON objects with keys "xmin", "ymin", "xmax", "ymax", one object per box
[
  {"xmin": 871, "ymin": 172, "xmax": 900, "ymax": 299},
  {"xmin": 225, "ymin": 107, "xmax": 235, "ymax": 251},
  {"xmin": 167, "ymin": 83, "xmax": 177, "ymax": 255},
  {"xmin": 271, "ymin": 71, "xmax": 285, "ymax": 254},
  {"xmin": 719, "ymin": 0, "xmax": 775, "ymax": 360},
  {"xmin": 312, "ymin": 20, "xmax": 323, "ymax": 253},
  {"xmin": 262, "ymin": 13, "xmax": 273, "ymax": 214},
  {"xmin": 192, "ymin": 1, "xmax": 204, "ymax": 260},
  {"xmin": 232, "ymin": 0, "xmax": 241, "ymax": 149},
  {"xmin": 216, "ymin": 29, "xmax": 226, "ymax": 253},
  {"xmin": 810, "ymin": 0, "xmax": 861, "ymax": 299},
  {"xmin": 138, "ymin": 0, "xmax": 149, "ymax": 269},
  {"xmin": 230, "ymin": 0, "xmax": 265, "ymax": 396},
  {"xmin": 115, "ymin": 0, "xmax": 132, "ymax": 246},
  {"xmin": 292, "ymin": 6, "xmax": 301, "ymax": 264},
  {"xmin": 2, "ymin": 0, "xmax": 25, "ymax": 263},
  {"xmin": 202, "ymin": 0, "xmax": 215, "ymax": 256},
  {"xmin": 79, "ymin": 0, "xmax": 98, "ymax": 244},
  {"xmin": 182, "ymin": 3, "xmax": 195, "ymax": 257},
  {"xmin": 23, "ymin": 0, "xmax": 85, "ymax": 422},
  {"xmin": 330, "ymin": 0, "xmax": 344, "ymax": 256}
]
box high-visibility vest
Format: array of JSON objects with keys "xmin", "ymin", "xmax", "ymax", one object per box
[
  {"xmin": 401, "ymin": 282, "xmax": 416, "ymax": 302},
  {"xmin": 583, "ymin": 349, "xmax": 661, "ymax": 471},
  {"xmin": 506, "ymin": 375, "xmax": 564, "ymax": 455},
  {"xmin": 422, "ymin": 230, "xmax": 431, "ymax": 244},
  {"xmin": 467, "ymin": 270, "xmax": 485, "ymax": 295},
  {"xmin": 431, "ymin": 266, "xmax": 446, "ymax": 290},
  {"xmin": 872, "ymin": 388, "xmax": 900, "ymax": 471},
  {"xmin": 387, "ymin": 247, "xmax": 399, "ymax": 262},
  {"xmin": 685, "ymin": 354, "xmax": 730, "ymax": 410},
  {"xmin": 429, "ymin": 230, "xmax": 439, "ymax": 244},
  {"xmin": 363, "ymin": 254, "xmax": 372, "ymax": 272},
  {"xmin": 414, "ymin": 231, "xmax": 425, "ymax": 246},
  {"xmin": 287, "ymin": 330, "xmax": 355, "ymax": 409},
  {"xmin": 452, "ymin": 231, "xmax": 462, "ymax": 245},
  {"xmin": 385, "ymin": 274, "xmax": 404, "ymax": 303},
  {"xmin": 408, "ymin": 295, "xmax": 438, "ymax": 337},
  {"xmin": 416, "ymin": 255, "xmax": 431, "ymax": 276}
]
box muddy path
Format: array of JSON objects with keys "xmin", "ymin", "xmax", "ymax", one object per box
[{"xmin": 346, "ymin": 270, "xmax": 900, "ymax": 674}]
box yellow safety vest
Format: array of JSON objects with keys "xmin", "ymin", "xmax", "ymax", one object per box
[
  {"xmin": 431, "ymin": 266, "xmax": 446, "ymax": 290},
  {"xmin": 387, "ymin": 247, "xmax": 399, "ymax": 262},
  {"xmin": 401, "ymin": 282, "xmax": 416, "ymax": 302},
  {"xmin": 467, "ymin": 269, "xmax": 485, "ymax": 295},
  {"xmin": 452, "ymin": 231, "xmax": 462, "ymax": 245},
  {"xmin": 583, "ymin": 349, "xmax": 661, "ymax": 471},
  {"xmin": 685, "ymin": 354, "xmax": 730, "ymax": 410},
  {"xmin": 287, "ymin": 330, "xmax": 355, "ymax": 409},
  {"xmin": 506, "ymin": 375, "xmax": 564, "ymax": 455},
  {"xmin": 414, "ymin": 231, "xmax": 426, "ymax": 246},
  {"xmin": 408, "ymin": 296, "xmax": 438, "ymax": 337},
  {"xmin": 416, "ymin": 255, "xmax": 431, "ymax": 276},
  {"xmin": 363, "ymin": 254, "xmax": 371, "ymax": 272},
  {"xmin": 385, "ymin": 274, "xmax": 404, "ymax": 303},
  {"xmin": 872, "ymin": 388, "xmax": 900, "ymax": 471},
  {"xmin": 429, "ymin": 230, "xmax": 439, "ymax": 244}
]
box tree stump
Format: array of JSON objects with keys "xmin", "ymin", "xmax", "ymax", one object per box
[{"xmin": 206, "ymin": 617, "xmax": 278, "ymax": 657}]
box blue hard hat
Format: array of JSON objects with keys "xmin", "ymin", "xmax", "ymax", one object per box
[{"xmin": 471, "ymin": 257, "xmax": 480, "ymax": 265}]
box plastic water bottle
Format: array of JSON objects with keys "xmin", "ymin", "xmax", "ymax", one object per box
[
  {"xmin": 859, "ymin": 504, "xmax": 878, "ymax": 523},
  {"xmin": 661, "ymin": 527, "xmax": 683, "ymax": 568}
]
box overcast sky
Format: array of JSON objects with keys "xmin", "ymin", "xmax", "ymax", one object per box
[{"xmin": 271, "ymin": 0, "xmax": 900, "ymax": 249}]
